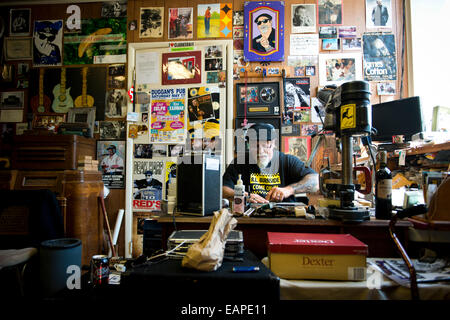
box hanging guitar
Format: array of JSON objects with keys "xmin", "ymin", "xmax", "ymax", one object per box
[
  {"xmin": 74, "ymin": 67, "xmax": 94, "ymax": 107},
  {"xmin": 52, "ymin": 67, "xmax": 74, "ymax": 113},
  {"xmin": 30, "ymin": 68, "xmax": 51, "ymax": 113}
]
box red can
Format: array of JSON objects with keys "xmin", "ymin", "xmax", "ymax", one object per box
[{"xmin": 90, "ymin": 255, "xmax": 110, "ymax": 287}]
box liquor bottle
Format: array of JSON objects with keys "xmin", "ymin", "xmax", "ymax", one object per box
[{"xmin": 375, "ymin": 151, "xmax": 392, "ymax": 219}]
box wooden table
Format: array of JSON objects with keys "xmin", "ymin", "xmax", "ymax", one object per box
[{"xmin": 157, "ymin": 215, "xmax": 413, "ymax": 259}]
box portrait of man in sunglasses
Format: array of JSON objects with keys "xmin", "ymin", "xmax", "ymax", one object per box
[
  {"xmin": 33, "ymin": 20, "xmax": 62, "ymax": 66},
  {"xmin": 251, "ymin": 13, "xmax": 276, "ymax": 53}
]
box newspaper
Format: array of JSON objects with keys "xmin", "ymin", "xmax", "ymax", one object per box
[{"xmin": 369, "ymin": 258, "xmax": 450, "ymax": 288}]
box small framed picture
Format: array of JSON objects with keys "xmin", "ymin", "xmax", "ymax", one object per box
[
  {"xmin": 68, "ymin": 107, "xmax": 96, "ymax": 137},
  {"xmin": 10, "ymin": 8, "xmax": 31, "ymax": 36},
  {"xmin": 1, "ymin": 91, "xmax": 25, "ymax": 109},
  {"xmin": 377, "ymin": 82, "xmax": 396, "ymax": 95},
  {"xmin": 32, "ymin": 113, "xmax": 66, "ymax": 131},
  {"xmin": 305, "ymin": 66, "xmax": 316, "ymax": 76},
  {"xmin": 294, "ymin": 66, "xmax": 305, "ymax": 76},
  {"xmin": 162, "ymin": 51, "xmax": 201, "ymax": 85},
  {"xmin": 4, "ymin": 37, "xmax": 33, "ymax": 60},
  {"xmin": 322, "ymin": 38, "xmax": 339, "ymax": 50}
]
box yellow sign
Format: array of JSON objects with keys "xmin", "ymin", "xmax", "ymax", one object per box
[{"xmin": 340, "ymin": 104, "xmax": 356, "ymax": 130}]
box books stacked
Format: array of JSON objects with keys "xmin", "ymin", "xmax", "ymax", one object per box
[{"xmin": 77, "ymin": 156, "xmax": 99, "ymax": 172}]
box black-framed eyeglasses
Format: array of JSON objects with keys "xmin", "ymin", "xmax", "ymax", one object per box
[
  {"xmin": 256, "ymin": 19, "xmax": 270, "ymax": 25},
  {"xmin": 38, "ymin": 32, "xmax": 55, "ymax": 42}
]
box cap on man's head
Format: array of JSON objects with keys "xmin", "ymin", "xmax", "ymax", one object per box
[
  {"xmin": 254, "ymin": 13, "xmax": 272, "ymax": 23},
  {"xmin": 145, "ymin": 170, "xmax": 153, "ymax": 176},
  {"xmin": 248, "ymin": 123, "xmax": 276, "ymax": 141},
  {"xmin": 107, "ymin": 145, "xmax": 116, "ymax": 151}
]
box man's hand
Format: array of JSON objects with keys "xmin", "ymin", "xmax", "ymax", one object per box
[
  {"xmin": 265, "ymin": 187, "xmax": 294, "ymax": 202},
  {"xmin": 247, "ymin": 192, "xmax": 269, "ymax": 204}
]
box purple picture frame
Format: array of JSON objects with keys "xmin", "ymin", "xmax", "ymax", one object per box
[{"xmin": 244, "ymin": 1, "xmax": 285, "ymax": 62}]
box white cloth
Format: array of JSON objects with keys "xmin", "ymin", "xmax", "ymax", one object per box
[{"xmin": 101, "ymin": 153, "xmax": 124, "ymax": 173}]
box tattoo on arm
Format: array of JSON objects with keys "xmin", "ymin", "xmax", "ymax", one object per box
[{"xmin": 288, "ymin": 174, "xmax": 319, "ymax": 194}]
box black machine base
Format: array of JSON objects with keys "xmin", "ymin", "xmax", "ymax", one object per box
[{"xmin": 328, "ymin": 207, "xmax": 371, "ymax": 223}]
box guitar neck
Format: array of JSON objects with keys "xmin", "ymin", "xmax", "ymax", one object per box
[
  {"xmin": 82, "ymin": 67, "xmax": 87, "ymax": 105},
  {"xmin": 60, "ymin": 68, "xmax": 66, "ymax": 94},
  {"xmin": 39, "ymin": 69, "xmax": 44, "ymax": 105}
]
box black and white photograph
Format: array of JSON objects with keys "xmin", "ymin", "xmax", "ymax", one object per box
[
  {"xmin": 363, "ymin": 33, "xmax": 397, "ymax": 81},
  {"xmin": 318, "ymin": 0, "xmax": 343, "ymax": 25},
  {"xmin": 33, "ymin": 20, "xmax": 63, "ymax": 67},
  {"xmin": 1, "ymin": 91, "xmax": 24, "ymax": 109},
  {"xmin": 105, "ymin": 89, "xmax": 127, "ymax": 118},
  {"xmin": 311, "ymin": 97, "xmax": 326, "ymax": 123},
  {"xmin": 233, "ymin": 10, "xmax": 244, "ymax": 26},
  {"xmin": 108, "ymin": 64, "xmax": 125, "ymax": 76},
  {"xmin": 140, "ymin": 7, "xmax": 164, "ymax": 38},
  {"xmin": 342, "ymin": 37, "xmax": 362, "ymax": 50},
  {"xmin": 10, "ymin": 8, "xmax": 31, "ymax": 36},
  {"xmin": 366, "ymin": 0, "xmax": 392, "ymax": 29},
  {"xmin": 291, "ymin": 4, "xmax": 316, "ymax": 33},
  {"xmin": 319, "ymin": 26, "xmax": 337, "ymax": 38},
  {"xmin": 134, "ymin": 144, "xmax": 153, "ymax": 159},
  {"xmin": 169, "ymin": 144, "xmax": 185, "ymax": 157},
  {"xmin": 99, "ymin": 120, "xmax": 126, "ymax": 139},
  {"xmin": 101, "ymin": 1, "xmax": 127, "ymax": 18},
  {"xmin": 205, "ymin": 58, "xmax": 223, "ymax": 71},
  {"xmin": 205, "ymin": 46, "xmax": 223, "ymax": 59},
  {"xmin": 284, "ymin": 78, "xmax": 311, "ymax": 111}
]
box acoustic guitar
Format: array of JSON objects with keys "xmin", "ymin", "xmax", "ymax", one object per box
[
  {"xmin": 30, "ymin": 68, "xmax": 51, "ymax": 113},
  {"xmin": 52, "ymin": 67, "xmax": 73, "ymax": 113},
  {"xmin": 74, "ymin": 67, "xmax": 94, "ymax": 108}
]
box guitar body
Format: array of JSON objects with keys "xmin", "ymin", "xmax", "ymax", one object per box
[
  {"xmin": 30, "ymin": 94, "xmax": 51, "ymax": 113},
  {"xmin": 52, "ymin": 84, "xmax": 74, "ymax": 113},
  {"xmin": 74, "ymin": 94, "xmax": 94, "ymax": 108}
]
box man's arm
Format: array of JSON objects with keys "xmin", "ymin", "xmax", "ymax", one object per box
[{"xmin": 266, "ymin": 173, "xmax": 319, "ymax": 202}]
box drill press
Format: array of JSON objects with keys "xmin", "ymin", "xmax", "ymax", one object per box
[{"xmin": 322, "ymin": 81, "xmax": 372, "ymax": 222}]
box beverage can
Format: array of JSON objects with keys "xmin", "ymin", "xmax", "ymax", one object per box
[{"xmin": 90, "ymin": 255, "xmax": 110, "ymax": 287}]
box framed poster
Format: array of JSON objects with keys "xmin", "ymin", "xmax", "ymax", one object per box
[
  {"xmin": 162, "ymin": 51, "xmax": 201, "ymax": 85},
  {"xmin": 97, "ymin": 140, "xmax": 125, "ymax": 188},
  {"xmin": 10, "ymin": 8, "xmax": 31, "ymax": 36},
  {"xmin": 244, "ymin": 1, "xmax": 285, "ymax": 62},
  {"xmin": 363, "ymin": 33, "xmax": 397, "ymax": 81},
  {"xmin": 33, "ymin": 20, "xmax": 63, "ymax": 67},
  {"xmin": 318, "ymin": 52, "xmax": 362, "ymax": 86},
  {"xmin": 132, "ymin": 159, "xmax": 164, "ymax": 211},
  {"xmin": 317, "ymin": 0, "xmax": 343, "ymax": 26}
]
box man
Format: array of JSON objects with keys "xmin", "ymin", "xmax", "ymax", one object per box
[
  {"xmin": 252, "ymin": 13, "xmax": 276, "ymax": 53},
  {"xmin": 33, "ymin": 20, "xmax": 61, "ymax": 66},
  {"xmin": 188, "ymin": 98, "xmax": 205, "ymax": 122},
  {"xmin": 223, "ymin": 123, "xmax": 319, "ymax": 203},
  {"xmin": 293, "ymin": 5, "xmax": 312, "ymax": 27},
  {"xmin": 134, "ymin": 170, "xmax": 163, "ymax": 200},
  {"xmin": 204, "ymin": 6, "xmax": 211, "ymax": 35},
  {"xmin": 101, "ymin": 145, "xmax": 124, "ymax": 174},
  {"xmin": 372, "ymin": 0, "xmax": 389, "ymax": 26},
  {"xmin": 284, "ymin": 81, "xmax": 310, "ymax": 109}
]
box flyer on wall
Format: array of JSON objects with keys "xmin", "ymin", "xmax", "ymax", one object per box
[
  {"xmin": 150, "ymin": 88, "xmax": 186, "ymax": 143},
  {"xmin": 132, "ymin": 159, "xmax": 164, "ymax": 211}
]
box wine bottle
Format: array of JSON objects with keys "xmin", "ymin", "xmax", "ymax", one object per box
[{"xmin": 375, "ymin": 151, "xmax": 392, "ymax": 219}]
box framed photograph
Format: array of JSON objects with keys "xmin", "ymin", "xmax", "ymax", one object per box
[
  {"xmin": 294, "ymin": 66, "xmax": 305, "ymax": 76},
  {"xmin": 318, "ymin": 52, "xmax": 363, "ymax": 86},
  {"xmin": 292, "ymin": 4, "xmax": 316, "ymax": 33},
  {"xmin": 33, "ymin": 20, "xmax": 63, "ymax": 67},
  {"xmin": 365, "ymin": 0, "xmax": 392, "ymax": 29},
  {"xmin": 101, "ymin": 1, "xmax": 127, "ymax": 18},
  {"xmin": 244, "ymin": 1, "xmax": 285, "ymax": 62},
  {"xmin": 4, "ymin": 37, "xmax": 32, "ymax": 60},
  {"xmin": 68, "ymin": 107, "xmax": 95, "ymax": 137},
  {"xmin": 10, "ymin": 8, "xmax": 31, "ymax": 36},
  {"xmin": 283, "ymin": 136, "xmax": 311, "ymax": 162},
  {"xmin": 1, "ymin": 91, "xmax": 25, "ymax": 109},
  {"xmin": 168, "ymin": 7, "xmax": 193, "ymax": 40},
  {"xmin": 32, "ymin": 113, "xmax": 66, "ymax": 131},
  {"xmin": 233, "ymin": 10, "xmax": 244, "ymax": 26},
  {"xmin": 342, "ymin": 37, "xmax": 362, "ymax": 50},
  {"xmin": 305, "ymin": 66, "xmax": 316, "ymax": 76},
  {"xmin": 162, "ymin": 51, "xmax": 201, "ymax": 85},
  {"xmin": 377, "ymin": 82, "xmax": 396, "ymax": 95},
  {"xmin": 322, "ymin": 38, "xmax": 339, "ymax": 50},
  {"xmin": 97, "ymin": 140, "xmax": 125, "ymax": 189},
  {"xmin": 99, "ymin": 120, "xmax": 126, "ymax": 139},
  {"xmin": 317, "ymin": 0, "xmax": 343, "ymax": 26},
  {"xmin": 140, "ymin": 7, "xmax": 164, "ymax": 38}
]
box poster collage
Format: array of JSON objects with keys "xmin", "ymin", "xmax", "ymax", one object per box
[{"xmin": 231, "ymin": 0, "xmax": 397, "ymax": 163}]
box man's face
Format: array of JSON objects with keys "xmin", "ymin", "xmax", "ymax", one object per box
[
  {"xmin": 377, "ymin": 0, "xmax": 382, "ymax": 5},
  {"xmin": 108, "ymin": 148, "xmax": 115, "ymax": 156},
  {"xmin": 250, "ymin": 139, "xmax": 275, "ymax": 168},
  {"xmin": 297, "ymin": 8, "xmax": 306, "ymax": 17},
  {"xmin": 145, "ymin": 174, "xmax": 153, "ymax": 182},
  {"xmin": 34, "ymin": 31, "xmax": 55, "ymax": 56},
  {"xmin": 256, "ymin": 16, "xmax": 272, "ymax": 35},
  {"xmin": 192, "ymin": 99, "xmax": 199, "ymax": 107}
]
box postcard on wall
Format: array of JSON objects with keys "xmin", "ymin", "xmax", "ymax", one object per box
[
  {"xmin": 319, "ymin": 26, "xmax": 337, "ymax": 38},
  {"xmin": 363, "ymin": 33, "xmax": 397, "ymax": 81},
  {"xmin": 365, "ymin": 0, "xmax": 392, "ymax": 29},
  {"xmin": 291, "ymin": 4, "xmax": 316, "ymax": 34},
  {"xmin": 99, "ymin": 120, "xmax": 126, "ymax": 139},
  {"xmin": 33, "ymin": 20, "xmax": 63, "ymax": 67},
  {"xmin": 317, "ymin": 0, "xmax": 343, "ymax": 26},
  {"xmin": 290, "ymin": 34, "xmax": 319, "ymax": 56},
  {"xmin": 322, "ymin": 38, "xmax": 339, "ymax": 50},
  {"xmin": 233, "ymin": 10, "xmax": 244, "ymax": 26},
  {"xmin": 132, "ymin": 159, "xmax": 164, "ymax": 211},
  {"xmin": 318, "ymin": 52, "xmax": 363, "ymax": 86},
  {"xmin": 244, "ymin": 1, "xmax": 285, "ymax": 62},
  {"xmin": 97, "ymin": 140, "xmax": 125, "ymax": 188},
  {"xmin": 140, "ymin": 7, "xmax": 164, "ymax": 38},
  {"xmin": 377, "ymin": 82, "xmax": 396, "ymax": 95},
  {"xmin": 150, "ymin": 88, "xmax": 186, "ymax": 143},
  {"xmin": 338, "ymin": 26, "xmax": 357, "ymax": 38},
  {"xmin": 168, "ymin": 7, "xmax": 193, "ymax": 40},
  {"xmin": 342, "ymin": 37, "xmax": 362, "ymax": 50}
]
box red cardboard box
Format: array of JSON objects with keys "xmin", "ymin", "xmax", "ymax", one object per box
[{"xmin": 267, "ymin": 232, "xmax": 368, "ymax": 281}]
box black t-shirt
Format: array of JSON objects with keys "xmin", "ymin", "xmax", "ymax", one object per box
[{"xmin": 223, "ymin": 151, "xmax": 316, "ymax": 202}]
